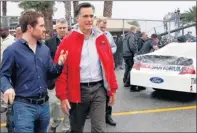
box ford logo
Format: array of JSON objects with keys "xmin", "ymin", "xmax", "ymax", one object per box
[{"xmin": 150, "ymin": 77, "xmax": 164, "ymax": 84}]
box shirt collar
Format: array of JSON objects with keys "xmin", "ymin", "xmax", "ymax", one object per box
[
  {"xmin": 56, "ymin": 35, "xmax": 63, "ymax": 41},
  {"xmin": 77, "ymin": 28, "xmax": 96, "ymax": 36},
  {"xmin": 19, "ymin": 38, "xmax": 42, "ymax": 46},
  {"xmin": 104, "ymin": 31, "xmax": 109, "ymax": 35}
]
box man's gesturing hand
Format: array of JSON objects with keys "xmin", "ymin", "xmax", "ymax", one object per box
[
  {"xmin": 58, "ymin": 50, "xmax": 68, "ymax": 66},
  {"xmin": 3, "ymin": 88, "xmax": 15, "ymax": 104},
  {"xmin": 61, "ymin": 99, "xmax": 71, "ymax": 115}
]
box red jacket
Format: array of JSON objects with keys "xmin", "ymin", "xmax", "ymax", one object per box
[{"xmin": 54, "ymin": 30, "xmax": 118, "ymax": 103}]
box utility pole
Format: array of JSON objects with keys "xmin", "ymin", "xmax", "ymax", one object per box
[
  {"xmin": 0, "ymin": 1, "xmax": 1, "ymax": 17},
  {"xmin": 154, "ymin": 27, "xmax": 157, "ymax": 34},
  {"xmin": 122, "ymin": 19, "xmax": 125, "ymax": 37},
  {"xmin": 174, "ymin": 8, "xmax": 181, "ymax": 37}
]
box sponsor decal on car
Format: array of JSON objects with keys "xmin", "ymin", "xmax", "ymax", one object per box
[
  {"xmin": 151, "ymin": 65, "xmax": 184, "ymax": 72},
  {"xmin": 140, "ymin": 63, "xmax": 152, "ymax": 69},
  {"xmin": 191, "ymin": 78, "xmax": 196, "ymax": 84},
  {"xmin": 150, "ymin": 77, "xmax": 164, "ymax": 84}
]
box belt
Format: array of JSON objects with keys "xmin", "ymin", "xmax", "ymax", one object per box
[
  {"xmin": 28, "ymin": 92, "xmax": 48, "ymax": 99},
  {"xmin": 80, "ymin": 80, "xmax": 103, "ymax": 86},
  {"xmin": 15, "ymin": 95, "xmax": 49, "ymax": 105}
]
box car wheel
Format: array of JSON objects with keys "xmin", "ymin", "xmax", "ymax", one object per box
[
  {"xmin": 153, "ymin": 88, "xmax": 162, "ymax": 91},
  {"xmin": 138, "ymin": 86, "xmax": 146, "ymax": 90}
]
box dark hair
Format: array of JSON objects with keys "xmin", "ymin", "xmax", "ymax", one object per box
[
  {"xmin": 140, "ymin": 32, "xmax": 146, "ymax": 37},
  {"xmin": 151, "ymin": 34, "xmax": 158, "ymax": 39},
  {"xmin": 74, "ymin": 2, "xmax": 95, "ymax": 17},
  {"xmin": 0, "ymin": 26, "xmax": 9, "ymax": 31},
  {"xmin": 19, "ymin": 10, "xmax": 44, "ymax": 33}
]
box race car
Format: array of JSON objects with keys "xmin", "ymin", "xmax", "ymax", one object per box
[{"xmin": 130, "ymin": 42, "xmax": 196, "ymax": 93}]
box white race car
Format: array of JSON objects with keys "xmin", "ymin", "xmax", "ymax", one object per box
[{"xmin": 130, "ymin": 42, "xmax": 196, "ymax": 93}]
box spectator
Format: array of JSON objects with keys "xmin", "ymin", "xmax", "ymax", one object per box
[
  {"xmin": 185, "ymin": 31, "xmax": 196, "ymax": 42},
  {"xmin": 96, "ymin": 18, "xmax": 117, "ymax": 126},
  {"xmin": 0, "ymin": 26, "xmax": 15, "ymax": 60},
  {"xmin": 114, "ymin": 34, "xmax": 124, "ymax": 70},
  {"xmin": 96, "ymin": 18, "xmax": 117, "ymax": 54},
  {"xmin": 122, "ymin": 25, "xmax": 138, "ymax": 91},
  {"xmin": 15, "ymin": 27, "xmax": 23, "ymax": 40},
  {"xmin": 137, "ymin": 32, "xmax": 148, "ymax": 51},
  {"xmin": 45, "ymin": 18, "xmax": 70, "ymax": 133},
  {"xmin": 138, "ymin": 34, "xmax": 160, "ymax": 55}
]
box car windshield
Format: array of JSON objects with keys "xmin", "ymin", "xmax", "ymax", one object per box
[{"xmin": 134, "ymin": 55, "xmax": 193, "ymax": 66}]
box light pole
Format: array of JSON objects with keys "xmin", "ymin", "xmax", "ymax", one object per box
[
  {"xmin": 164, "ymin": 12, "xmax": 172, "ymax": 41},
  {"xmin": 163, "ymin": 16, "xmax": 168, "ymax": 32},
  {"xmin": 177, "ymin": 8, "xmax": 180, "ymax": 28},
  {"xmin": 174, "ymin": 8, "xmax": 181, "ymax": 37}
]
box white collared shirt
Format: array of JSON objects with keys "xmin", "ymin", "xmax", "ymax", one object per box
[
  {"xmin": 105, "ymin": 31, "xmax": 117, "ymax": 54},
  {"xmin": 1, "ymin": 34, "xmax": 15, "ymax": 60},
  {"xmin": 79, "ymin": 29, "xmax": 103, "ymax": 83}
]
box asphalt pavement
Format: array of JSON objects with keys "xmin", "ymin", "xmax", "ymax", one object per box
[{"xmin": 1, "ymin": 69, "xmax": 196, "ymax": 132}]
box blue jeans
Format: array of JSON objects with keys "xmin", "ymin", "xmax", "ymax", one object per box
[{"xmin": 13, "ymin": 101, "xmax": 50, "ymax": 133}]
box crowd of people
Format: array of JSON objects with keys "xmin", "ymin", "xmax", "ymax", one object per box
[
  {"xmin": 113, "ymin": 26, "xmax": 196, "ymax": 92},
  {"xmin": 0, "ymin": 2, "xmax": 196, "ymax": 133}
]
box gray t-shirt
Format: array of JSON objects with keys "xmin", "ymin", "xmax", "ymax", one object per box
[{"xmin": 138, "ymin": 39, "xmax": 158, "ymax": 55}]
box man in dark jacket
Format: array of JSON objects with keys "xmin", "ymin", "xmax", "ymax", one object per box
[
  {"xmin": 45, "ymin": 18, "xmax": 70, "ymax": 133},
  {"xmin": 122, "ymin": 26, "xmax": 139, "ymax": 91},
  {"xmin": 137, "ymin": 34, "xmax": 160, "ymax": 55},
  {"xmin": 137, "ymin": 32, "xmax": 148, "ymax": 51},
  {"xmin": 114, "ymin": 34, "xmax": 124, "ymax": 70}
]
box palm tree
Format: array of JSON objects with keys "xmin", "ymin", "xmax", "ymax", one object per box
[
  {"xmin": 18, "ymin": 1, "xmax": 55, "ymax": 34},
  {"xmin": 181, "ymin": 6, "xmax": 196, "ymax": 33},
  {"xmin": 103, "ymin": 1, "xmax": 113, "ymax": 18},
  {"xmin": 63, "ymin": 1, "xmax": 71, "ymax": 26},
  {"xmin": 73, "ymin": 1, "xmax": 79, "ymax": 24},
  {"xmin": 0, "ymin": 1, "xmax": 1, "ymax": 16},
  {"xmin": 73, "ymin": 1, "xmax": 79, "ymax": 16},
  {"xmin": 2, "ymin": 1, "xmax": 7, "ymax": 16}
]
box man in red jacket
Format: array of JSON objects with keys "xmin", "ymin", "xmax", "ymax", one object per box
[{"xmin": 54, "ymin": 2, "xmax": 118, "ymax": 132}]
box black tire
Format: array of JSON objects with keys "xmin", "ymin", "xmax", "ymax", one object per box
[
  {"xmin": 153, "ymin": 88, "xmax": 163, "ymax": 91},
  {"xmin": 138, "ymin": 86, "xmax": 146, "ymax": 90}
]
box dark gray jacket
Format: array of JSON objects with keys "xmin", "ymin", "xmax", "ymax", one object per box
[
  {"xmin": 122, "ymin": 32, "xmax": 138, "ymax": 58},
  {"xmin": 137, "ymin": 39, "xmax": 156, "ymax": 55}
]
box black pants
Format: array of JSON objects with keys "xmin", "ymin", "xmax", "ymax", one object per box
[
  {"xmin": 69, "ymin": 82, "xmax": 106, "ymax": 133},
  {"xmin": 114, "ymin": 52, "xmax": 123, "ymax": 68},
  {"xmin": 6, "ymin": 105, "xmax": 13, "ymax": 133},
  {"xmin": 123, "ymin": 57, "xmax": 134, "ymax": 85},
  {"xmin": 106, "ymin": 95, "xmax": 112, "ymax": 117}
]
